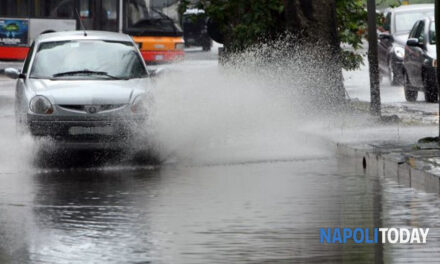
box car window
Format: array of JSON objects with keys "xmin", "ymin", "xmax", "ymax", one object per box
[
  {"xmin": 33, "ymin": 0, "xmax": 75, "ymax": 18},
  {"xmin": 414, "ymin": 21, "xmax": 425, "ymax": 43},
  {"xmin": 408, "ymin": 21, "xmax": 420, "ymax": 38},
  {"xmin": 394, "ymin": 10, "xmax": 433, "ymax": 33},
  {"xmin": 30, "ymin": 40, "xmax": 147, "ymax": 80},
  {"xmin": 22, "ymin": 41, "xmax": 35, "ymax": 74},
  {"xmin": 384, "ymin": 13, "xmax": 391, "ymax": 32},
  {"xmin": 126, "ymin": 0, "xmax": 182, "ymax": 35},
  {"xmin": 430, "ymin": 22, "xmax": 436, "ymax": 45}
]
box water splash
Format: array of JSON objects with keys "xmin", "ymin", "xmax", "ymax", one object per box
[{"xmin": 144, "ymin": 38, "xmax": 345, "ymax": 165}]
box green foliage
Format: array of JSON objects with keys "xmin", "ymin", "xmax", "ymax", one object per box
[
  {"xmin": 336, "ymin": 0, "xmax": 367, "ymax": 70},
  {"xmin": 198, "ymin": 0, "xmax": 285, "ymax": 52},
  {"xmin": 178, "ymin": 0, "xmax": 191, "ymax": 16},
  {"xmin": 180, "ymin": 0, "xmax": 371, "ymax": 70}
]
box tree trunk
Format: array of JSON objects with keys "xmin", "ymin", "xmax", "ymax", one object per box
[{"xmin": 285, "ymin": 0, "xmax": 345, "ymax": 105}]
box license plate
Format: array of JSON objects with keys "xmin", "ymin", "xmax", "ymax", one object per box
[
  {"xmin": 155, "ymin": 55, "xmax": 164, "ymax": 61},
  {"xmin": 69, "ymin": 126, "xmax": 114, "ymax": 136}
]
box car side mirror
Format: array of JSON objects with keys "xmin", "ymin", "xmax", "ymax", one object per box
[
  {"xmin": 4, "ymin": 68, "xmax": 25, "ymax": 79},
  {"xmin": 379, "ymin": 32, "xmax": 393, "ymax": 41},
  {"xmin": 407, "ymin": 38, "xmax": 423, "ymax": 48}
]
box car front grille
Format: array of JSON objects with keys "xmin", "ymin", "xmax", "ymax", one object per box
[{"xmin": 58, "ymin": 104, "xmax": 126, "ymax": 114}]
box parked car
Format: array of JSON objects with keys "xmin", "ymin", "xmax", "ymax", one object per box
[
  {"xmin": 182, "ymin": 9, "xmax": 212, "ymax": 51},
  {"xmin": 403, "ymin": 16, "xmax": 438, "ymax": 102},
  {"xmin": 3, "ymin": 31, "xmax": 154, "ymax": 148},
  {"xmin": 378, "ymin": 4, "xmax": 434, "ymax": 85}
]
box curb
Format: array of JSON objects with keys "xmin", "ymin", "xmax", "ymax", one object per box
[{"xmin": 337, "ymin": 142, "xmax": 440, "ymax": 194}]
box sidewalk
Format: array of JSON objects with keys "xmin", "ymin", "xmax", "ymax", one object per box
[
  {"xmin": 338, "ymin": 140, "xmax": 440, "ymax": 194},
  {"xmin": 344, "ymin": 63, "xmax": 439, "ymax": 125},
  {"xmin": 338, "ymin": 63, "xmax": 440, "ymax": 195}
]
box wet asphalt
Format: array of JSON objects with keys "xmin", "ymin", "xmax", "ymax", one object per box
[{"xmin": 1, "ymin": 49, "xmax": 440, "ymax": 263}]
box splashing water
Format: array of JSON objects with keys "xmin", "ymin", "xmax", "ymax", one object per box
[
  {"xmin": 2, "ymin": 38, "xmax": 435, "ymax": 169},
  {"xmin": 144, "ymin": 39, "xmax": 345, "ymax": 165}
]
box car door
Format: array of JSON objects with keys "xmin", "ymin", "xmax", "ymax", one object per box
[
  {"xmin": 16, "ymin": 41, "xmax": 35, "ymax": 123},
  {"xmin": 406, "ymin": 21, "xmax": 425, "ymax": 87},
  {"xmin": 404, "ymin": 21, "xmax": 418, "ymax": 85},
  {"xmin": 378, "ymin": 12, "xmax": 392, "ymax": 72},
  {"xmin": 411, "ymin": 21, "xmax": 426, "ymax": 87}
]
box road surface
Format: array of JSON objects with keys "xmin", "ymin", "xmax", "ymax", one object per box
[
  {"xmin": 1, "ymin": 48, "xmax": 440, "ymax": 263},
  {"xmin": 344, "ymin": 60, "xmax": 439, "ymax": 117}
]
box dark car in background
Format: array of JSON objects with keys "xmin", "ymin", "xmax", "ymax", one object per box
[
  {"xmin": 182, "ymin": 9, "xmax": 212, "ymax": 51},
  {"xmin": 378, "ymin": 4, "xmax": 433, "ymax": 85},
  {"xmin": 403, "ymin": 16, "xmax": 438, "ymax": 102}
]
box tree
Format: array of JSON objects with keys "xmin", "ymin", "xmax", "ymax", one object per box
[
  {"xmin": 178, "ymin": 0, "xmax": 369, "ymax": 104},
  {"xmin": 284, "ymin": 0, "xmax": 345, "ymax": 103},
  {"xmin": 180, "ymin": 0, "xmax": 367, "ymax": 70}
]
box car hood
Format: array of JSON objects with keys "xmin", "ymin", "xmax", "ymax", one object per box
[
  {"xmin": 393, "ymin": 33, "xmax": 409, "ymax": 46},
  {"xmin": 27, "ymin": 78, "xmax": 150, "ymax": 105}
]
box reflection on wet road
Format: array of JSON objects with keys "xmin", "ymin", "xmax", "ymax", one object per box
[
  {"xmin": 1, "ymin": 155, "xmax": 440, "ymax": 263},
  {"xmin": 2, "ymin": 52, "xmax": 440, "ymax": 263}
]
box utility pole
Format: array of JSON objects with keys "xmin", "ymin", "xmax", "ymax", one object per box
[
  {"xmin": 367, "ymin": 0, "xmax": 381, "ymax": 116},
  {"xmin": 436, "ymin": 0, "xmax": 440, "ymax": 140}
]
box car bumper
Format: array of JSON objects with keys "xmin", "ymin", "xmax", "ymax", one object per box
[
  {"xmin": 141, "ymin": 50, "xmax": 184, "ymax": 63},
  {"xmin": 389, "ymin": 56, "xmax": 404, "ymax": 83},
  {"xmin": 27, "ymin": 115, "xmax": 145, "ymax": 143},
  {"xmin": 392, "ymin": 57, "xmax": 403, "ymax": 72}
]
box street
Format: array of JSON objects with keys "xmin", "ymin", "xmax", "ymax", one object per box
[
  {"xmin": 345, "ymin": 59, "xmax": 439, "ymax": 122},
  {"xmin": 1, "ymin": 48, "xmax": 440, "ymax": 263}
]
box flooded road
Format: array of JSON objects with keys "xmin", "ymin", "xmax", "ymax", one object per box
[
  {"xmin": 2, "ymin": 156, "xmax": 440, "ymax": 263},
  {"xmin": 1, "ymin": 49, "xmax": 440, "ymax": 263}
]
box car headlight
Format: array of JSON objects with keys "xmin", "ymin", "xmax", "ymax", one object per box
[
  {"xmin": 131, "ymin": 96, "xmax": 147, "ymax": 113},
  {"xmin": 394, "ymin": 46, "xmax": 405, "ymax": 59},
  {"xmin": 175, "ymin": 43, "xmax": 184, "ymax": 50},
  {"xmin": 29, "ymin": 96, "xmax": 53, "ymax": 114}
]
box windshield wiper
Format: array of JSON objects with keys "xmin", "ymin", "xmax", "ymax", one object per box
[
  {"xmin": 151, "ymin": 8, "xmax": 179, "ymax": 34},
  {"xmin": 52, "ymin": 70, "xmax": 124, "ymax": 80}
]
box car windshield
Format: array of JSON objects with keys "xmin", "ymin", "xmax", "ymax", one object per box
[
  {"xmin": 30, "ymin": 40, "xmax": 147, "ymax": 80},
  {"xmin": 395, "ymin": 10, "xmax": 433, "ymax": 33},
  {"xmin": 430, "ymin": 22, "xmax": 436, "ymax": 45},
  {"xmin": 126, "ymin": 0, "xmax": 182, "ymax": 36}
]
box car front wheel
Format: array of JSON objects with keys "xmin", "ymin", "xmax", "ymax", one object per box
[
  {"xmin": 404, "ymin": 73, "xmax": 418, "ymax": 102},
  {"xmin": 389, "ymin": 59, "xmax": 399, "ymax": 86},
  {"xmin": 423, "ymin": 72, "xmax": 438, "ymax": 103}
]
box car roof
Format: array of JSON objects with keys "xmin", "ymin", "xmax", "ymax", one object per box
[
  {"xmin": 35, "ymin": 31, "xmax": 133, "ymax": 44},
  {"xmin": 393, "ymin": 4, "xmax": 434, "ymax": 13},
  {"xmin": 417, "ymin": 16, "xmax": 435, "ymax": 23}
]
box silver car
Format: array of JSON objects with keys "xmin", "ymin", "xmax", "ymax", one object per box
[{"xmin": 4, "ymin": 31, "xmax": 153, "ymax": 148}]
